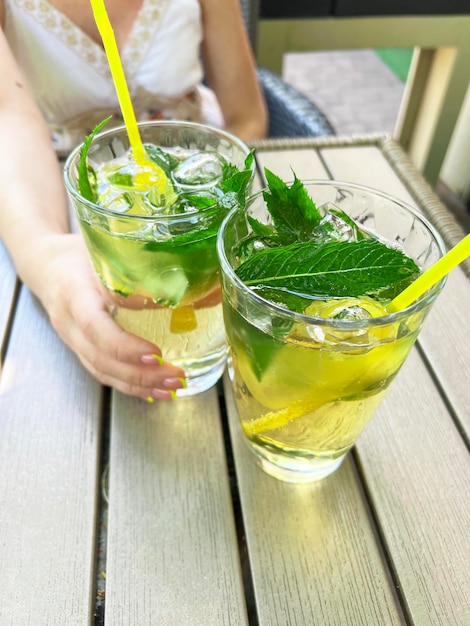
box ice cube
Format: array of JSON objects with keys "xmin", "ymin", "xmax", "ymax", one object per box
[
  {"xmin": 172, "ymin": 152, "xmax": 223, "ymax": 188},
  {"xmin": 304, "ymin": 297, "xmax": 392, "ymax": 349},
  {"xmin": 236, "ymin": 236, "xmax": 272, "ymax": 264},
  {"xmin": 312, "ymin": 208, "xmax": 358, "ymax": 243},
  {"xmin": 97, "ymin": 191, "xmax": 134, "ymax": 214},
  {"xmin": 144, "ymin": 267, "xmax": 189, "ymax": 307},
  {"xmin": 330, "ymin": 303, "xmax": 372, "ymax": 321}
]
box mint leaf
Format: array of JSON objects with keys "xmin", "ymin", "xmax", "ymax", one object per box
[
  {"xmin": 144, "ymin": 144, "xmax": 179, "ymax": 176},
  {"xmin": 220, "ymin": 150, "xmax": 255, "ymax": 205},
  {"xmin": 177, "ymin": 192, "xmax": 219, "ymax": 211},
  {"xmin": 263, "ymin": 169, "xmax": 322, "ymax": 244},
  {"xmin": 108, "ymin": 171, "xmax": 134, "ymax": 187},
  {"xmin": 236, "ymin": 239, "xmax": 420, "ymax": 301},
  {"xmin": 221, "ymin": 161, "xmax": 239, "ymax": 182},
  {"xmin": 77, "ymin": 116, "xmax": 111, "ymax": 202},
  {"xmin": 246, "ymin": 215, "xmax": 279, "ymax": 240}
]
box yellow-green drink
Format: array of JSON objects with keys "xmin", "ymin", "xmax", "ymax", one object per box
[
  {"xmin": 64, "ymin": 121, "xmax": 253, "ymax": 395},
  {"xmin": 217, "ymin": 177, "xmax": 446, "ymax": 481}
]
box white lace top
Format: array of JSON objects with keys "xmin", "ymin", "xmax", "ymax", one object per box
[{"xmin": 4, "ymin": 0, "xmax": 223, "ymax": 153}]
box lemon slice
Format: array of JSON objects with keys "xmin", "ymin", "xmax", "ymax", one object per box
[
  {"xmin": 242, "ymin": 395, "xmax": 326, "ymax": 437},
  {"xmin": 234, "ymin": 343, "xmax": 322, "ymax": 411}
]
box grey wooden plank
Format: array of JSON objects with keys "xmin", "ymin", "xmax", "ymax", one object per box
[
  {"xmin": 224, "ymin": 376, "xmax": 404, "ymax": 626},
  {"xmin": 319, "ymin": 144, "xmax": 470, "ymax": 435},
  {"xmin": 418, "ymin": 267, "xmax": 470, "ymax": 435},
  {"xmin": 319, "ymin": 145, "xmax": 417, "ymax": 207},
  {"xmin": 0, "ymin": 242, "xmax": 17, "ymax": 363},
  {"xmin": 105, "ymin": 387, "xmax": 248, "ymax": 626},
  {"xmin": 0, "ymin": 288, "xmax": 102, "ymax": 625},
  {"xmin": 255, "ymin": 147, "xmax": 329, "ymax": 181},
  {"xmin": 356, "ymin": 348, "xmax": 470, "ymax": 625}
]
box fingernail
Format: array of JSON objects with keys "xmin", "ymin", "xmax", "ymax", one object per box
[
  {"xmin": 147, "ymin": 396, "xmax": 155, "ymax": 404},
  {"xmin": 141, "ymin": 353, "xmax": 164, "ymax": 365},
  {"xmin": 163, "ymin": 377, "xmax": 187, "ymax": 390},
  {"xmin": 151, "ymin": 388, "xmax": 177, "ymax": 401}
]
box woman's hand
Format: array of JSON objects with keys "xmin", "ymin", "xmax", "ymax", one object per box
[{"xmin": 33, "ymin": 233, "xmax": 187, "ymax": 400}]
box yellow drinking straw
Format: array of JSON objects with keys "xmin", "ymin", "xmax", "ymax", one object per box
[
  {"xmin": 89, "ymin": 0, "xmax": 175, "ymax": 201},
  {"xmin": 89, "ymin": 0, "xmax": 195, "ymax": 333},
  {"xmin": 388, "ymin": 233, "xmax": 470, "ymax": 311},
  {"xmin": 90, "ymin": 0, "xmax": 146, "ymax": 163}
]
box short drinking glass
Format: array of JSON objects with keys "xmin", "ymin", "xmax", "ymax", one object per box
[
  {"xmin": 217, "ymin": 180, "xmax": 446, "ymax": 482},
  {"xmin": 64, "ymin": 121, "xmax": 253, "ymax": 396}
]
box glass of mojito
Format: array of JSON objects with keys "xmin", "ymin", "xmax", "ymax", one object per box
[
  {"xmin": 64, "ymin": 120, "xmax": 253, "ymax": 396},
  {"xmin": 217, "ymin": 174, "xmax": 446, "ymax": 482}
]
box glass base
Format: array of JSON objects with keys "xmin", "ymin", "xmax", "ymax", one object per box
[
  {"xmin": 247, "ymin": 442, "xmax": 348, "ymax": 483},
  {"xmin": 175, "ymin": 356, "xmax": 226, "ymax": 397}
]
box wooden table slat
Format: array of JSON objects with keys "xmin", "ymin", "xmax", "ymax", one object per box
[
  {"xmin": 105, "ymin": 388, "xmax": 249, "ymax": 626},
  {"xmin": 0, "ymin": 288, "xmax": 102, "ymax": 625},
  {"xmin": 255, "ymin": 147, "xmax": 329, "ymax": 181},
  {"xmin": 418, "ymin": 268, "xmax": 470, "ymax": 436},
  {"xmin": 356, "ymin": 348, "xmax": 470, "ymax": 625},
  {"xmin": 319, "ymin": 145, "xmax": 417, "ymax": 207}
]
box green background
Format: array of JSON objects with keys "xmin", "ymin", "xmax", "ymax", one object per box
[{"xmin": 375, "ymin": 48, "xmax": 413, "ymax": 82}]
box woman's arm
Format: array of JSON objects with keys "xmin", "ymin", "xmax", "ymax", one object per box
[
  {"xmin": 0, "ymin": 29, "xmax": 185, "ymax": 400},
  {"xmin": 0, "ymin": 30, "xmax": 70, "ymax": 286},
  {"xmin": 199, "ymin": 0, "xmax": 268, "ymax": 141}
]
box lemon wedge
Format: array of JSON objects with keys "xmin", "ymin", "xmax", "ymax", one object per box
[
  {"xmin": 170, "ymin": 305, "xmax": 198, "ymax": 333},
  {"xmin": 242, "ymin": 395, "xmax": 326, "ymax": 437}
]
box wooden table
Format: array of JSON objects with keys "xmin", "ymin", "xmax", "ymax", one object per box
[{"xmin": 1, "ymin": 136, "xmax": 469, "ymax": 625}]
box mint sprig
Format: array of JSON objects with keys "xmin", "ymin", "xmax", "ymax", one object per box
[
  {"xmin": 254, "ymin": 169, "xmax": 322, "ymax": 244},
  {"xmin": 235, "ymin": 169, "xmax": 420, "ymax": 304},
  {"xmin": 220, "ymin": 150, "xmax": 255, "ymax": 206}
]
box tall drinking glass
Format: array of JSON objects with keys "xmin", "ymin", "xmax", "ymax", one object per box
[
  {"xmin": 64, "ymin": 121, "xmax": 253, "ymax": 396},
  {"xmin": 217, "ymin": 181, "xmax": 446, "ymax": 482}
]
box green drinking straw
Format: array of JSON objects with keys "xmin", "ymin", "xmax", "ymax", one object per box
[{"xmin": 388, "ymin": 233, "xmax": 470, "ymax": 311}]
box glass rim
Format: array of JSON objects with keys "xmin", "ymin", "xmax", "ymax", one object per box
[
  {"xmin": 216, "ymin": 179, "xmax": 447, "ymax": 328},
  {"xmin": 63, "ymin": 119, "xmax": 252, "ymax": 221}
]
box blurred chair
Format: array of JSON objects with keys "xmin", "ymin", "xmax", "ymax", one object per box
[{"xmin": 239, "ymin": 0, "xmax": 335, "ymax": 138}]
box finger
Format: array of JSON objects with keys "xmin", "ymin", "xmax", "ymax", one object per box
[
  {"xmin": 70, "ymin": 323, "xmax": 185, "ymax": 388},
  {"xmin": 68, "ymin": 306, "xmax": 186, "ymax": 391}
]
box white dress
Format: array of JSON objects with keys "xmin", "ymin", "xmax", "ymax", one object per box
[{"xmin": 3, "ymin": 0, "xmax": 224, "ymax": 154}]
